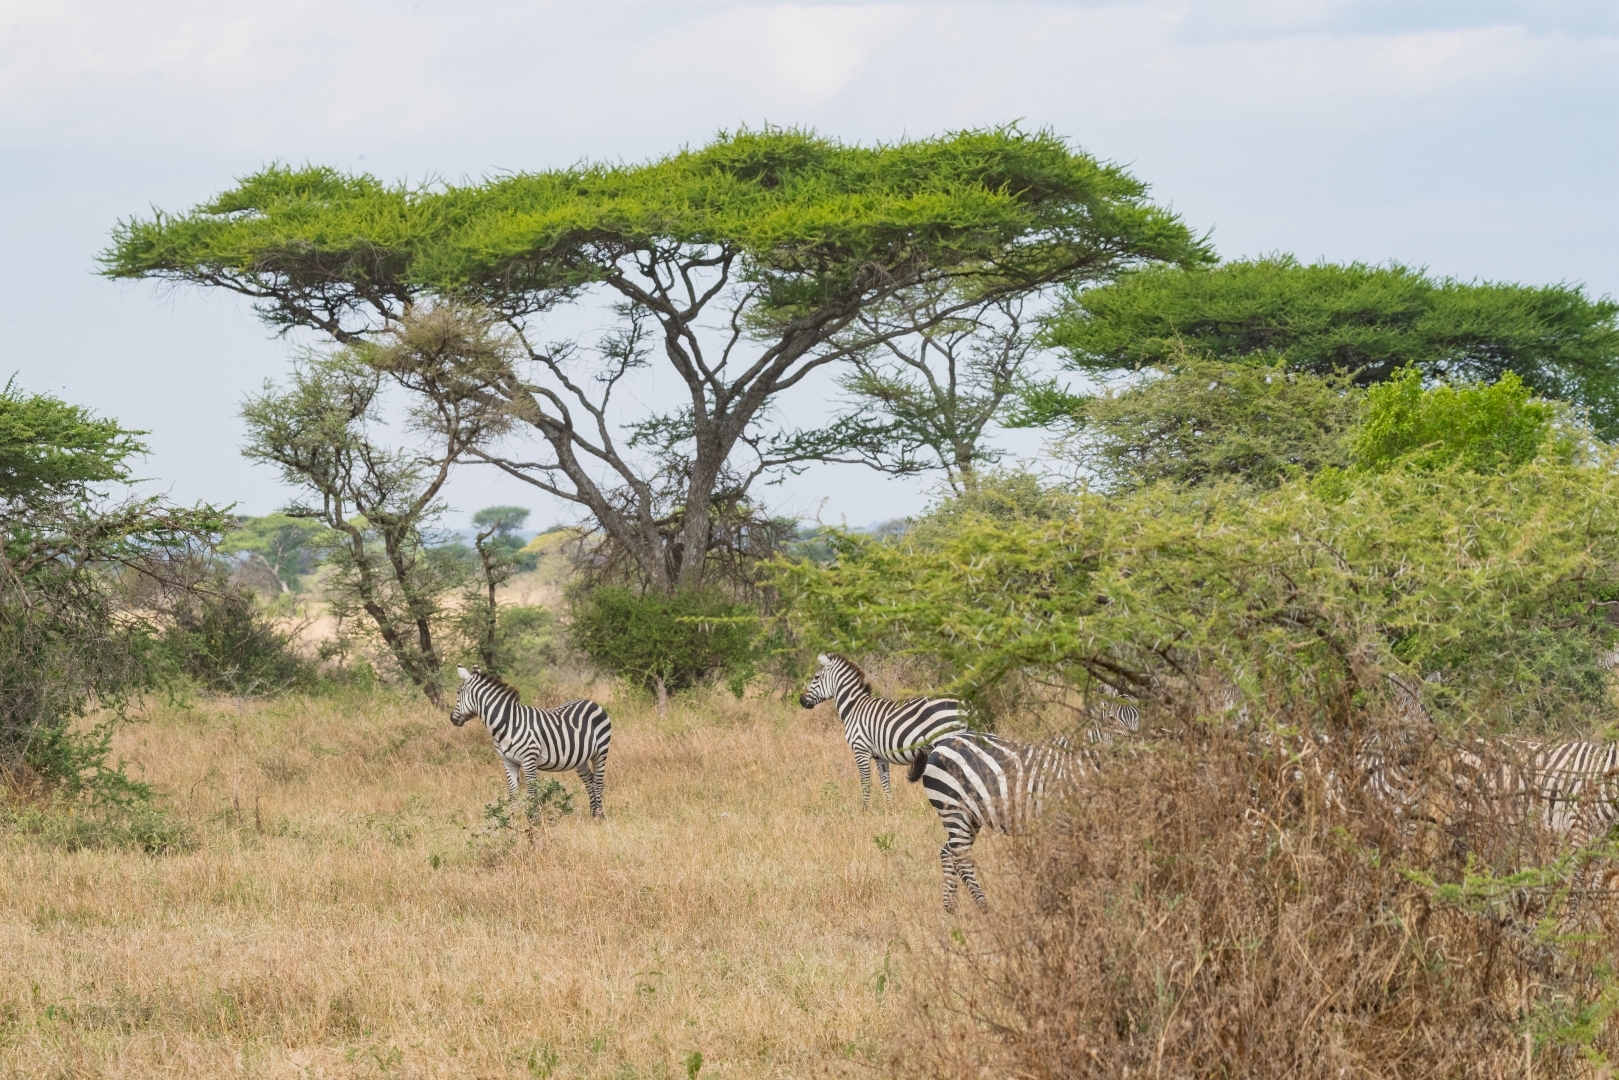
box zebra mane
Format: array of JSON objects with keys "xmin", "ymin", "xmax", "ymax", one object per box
[
  {"xmin": 826, "ymin": 653, "xmax": 873, "ymax": 695},
  {"xmin": 474, "ymin": 669, "xmax": 521, "ymax": 703}
]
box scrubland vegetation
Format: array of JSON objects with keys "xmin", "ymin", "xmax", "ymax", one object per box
[{"xmin": 9, "ymin": 127, "xmax": 1619, "ymax": 1077}]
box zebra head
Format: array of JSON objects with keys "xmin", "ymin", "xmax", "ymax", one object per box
[
  {"xmin": 450, "ymin": 665, "xmax": 483, "ymax": 727},
  {"xmin": 799, "ymin": 654, "xmax": 839, "ymax": 709}
]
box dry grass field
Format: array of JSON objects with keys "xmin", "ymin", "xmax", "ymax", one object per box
[{"xmin": 0, "ymin": 685, "xmax": 971, "ymax": 1079}]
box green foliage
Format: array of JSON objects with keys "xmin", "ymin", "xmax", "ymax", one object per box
[
  {"xmin": 1045, "ymin": 256, "xmax": 1619, "ymax": 433},
  {"xmin": 775, "ymin": 460, "xmax": 1619, "ymax": 729},
  {"xmin": 471, "ymin": 505, "xmax": 536, "ymax": 569},
  {"xmin": 1352, "ymin": 367, "xmax": 1577, "ymax": 473},
  {"xmin": 456, "ymin": 604, "xmax": 566, "ymax": 681},
  {"xmin": 159, "ymin": 576, "xmax": 315, "ymax": 696},
  {"xmin": 0, "ymin": 377, "xmax": 147, "ymax": 500},
  {"xmin": 906, "ymin": 467, "xmax": 1073, "ymax": 548},
  {"xmin": 569, "ymin": 585, "xmax": 761, "ymax": 698},
  {"xmin": 2, "ymin": 799, "xmax": 196, "ymax": 854},
  {"xmin": 218, "ymin": 513, "xmax": 330, "ymax": 593},
  {"xmin": 0, "ymin": 383, "xmax": 228, "ymax": 797},
  {"xmin": 104, "ymin": 128, "xmax": 1211, "ymax": 326},
  {"xmin": 241, "ymin": 347, "xmax": 499, "ymax": 704},
  {"xmin": 1062, "ymin": 357, "xmax": 1362, "ymax": 491}
]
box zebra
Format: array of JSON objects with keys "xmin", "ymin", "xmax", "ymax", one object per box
[
  {"xmin": 1452, "ymin": 739, "xmax": 1619, "ymax": 845},
  {"xmin": 449, "ymin": 665, "xmax": 612, "ymax": 825},
  {"xmin": 799, "ymin": 653, "xmax": 967, "ymax": 809},
  {"xmin": 915, "ymin": 718, "xmax": 1134, "ymax": 914}
]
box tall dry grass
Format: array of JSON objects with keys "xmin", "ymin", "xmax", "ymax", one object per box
[
  {"xmin": 887, "ymin": 723, "xmax": 1619, "ymax": 1079},
  {"xmin": 0, "ymin": 684, "xmax": 956, "ymax": 1078}
]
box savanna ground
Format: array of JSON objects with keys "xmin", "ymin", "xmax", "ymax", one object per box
[{"xmin": 0, "ymin": 682, "xmax": 976, "ymax": 1079}]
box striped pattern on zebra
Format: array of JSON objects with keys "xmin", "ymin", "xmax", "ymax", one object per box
[
  {"xmin": 916, "ymin": 727, "xmax": 1123, "ymax": 914},
  {"xmin": 799, "ymin": 653, "xmax": 967, "ymax": 809},
  {"xmin": 1453, "ymin": 739, "xmax": 1619, "ymax": 844},
  {"xmin": 450, "ymin": 665, "xmax": 611, "ymax": 820}
]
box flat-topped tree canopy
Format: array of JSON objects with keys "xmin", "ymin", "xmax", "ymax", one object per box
[
  {"xmin": 104, "ymin": 127, "xmax": 1210, "ymax": 591},
  {"xmin": 1043, "ymin": 256, "xmax": 1619, "ymax": 434},
  {"xmin": 104, "ymin": 127, "xmax": 1209, "ymax": 335}
]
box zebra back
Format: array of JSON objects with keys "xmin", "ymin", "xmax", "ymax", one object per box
[{"xmin": 803, "ymin": 653, "xmax": 967, "ymax": 765}]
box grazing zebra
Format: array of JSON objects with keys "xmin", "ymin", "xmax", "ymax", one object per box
[
  {"xmin": 449, "ymin": 665, "xmax": 611, "ymax": 823},
  {"xmin": 916, "ymin": 722, "xmax": 1131, "ymax": 914},
  {"xmin": 799, "ymin": 653, "xmax": 967, "ymax": 809}
]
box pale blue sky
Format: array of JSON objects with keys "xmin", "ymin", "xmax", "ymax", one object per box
[{"xmin": 2, "ymin": 1, "xmax": 1614, "ymax": 527}]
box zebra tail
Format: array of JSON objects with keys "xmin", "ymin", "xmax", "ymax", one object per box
[{"xmin": 907, "ymin": 754, "xmax": 929, "ymax": 784}]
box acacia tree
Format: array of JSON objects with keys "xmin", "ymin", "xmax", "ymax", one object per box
[
  {"xmin": 1041, "ymin": 256, "xmax": 1619, "ymax": 432},
  {"xmin": 104, "ymin": 127, "xmax": 1210, "ymax": 592},
  {"xmin": 241, "ymin": 341, "xmax": 504, "ymax": 704},
  {"xmin": 807, "ymin": 289, "xmax": 1038, "ymax": 495}
]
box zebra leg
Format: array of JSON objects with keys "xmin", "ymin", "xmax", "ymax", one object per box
[
  {"xmin": 876, "ymin": 760, "xmax": 892, "ymax": 803},
  {"xmin": 939, "ymin": 844, "xmax": 962, "ymax": 914},
  {"xmin": 855, "ymin": 751, "xmax": 874, "ymax": 810},
  {"xmin": 576, "ymin": 758, "xmax": 606, "ymax": 819},
  {"xmin": 944, "ymin": 819, "xmax": 988, "ymax": 913},
  {"xmin": 951, "ymin": 845, "xmax": 989, "ymax": 913},
  {"xmin": 501, "ymin": 757, "xmax": 532, "ymax": 840}
]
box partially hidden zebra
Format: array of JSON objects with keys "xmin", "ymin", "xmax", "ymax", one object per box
[
  {"xmin": 915, "ymin": 712, "xmax": 1138, "ymax": 914},
  {"xmin": 799, "ymin": 653, "xmax": 967, "ymax": 809},
  {"xmin": 449, "ymin": 665, "xmax": 612, "ymax": 824},
  {"xmin": 1451, "ymin": 739, "xmax": 1619, "ymax": 845}
]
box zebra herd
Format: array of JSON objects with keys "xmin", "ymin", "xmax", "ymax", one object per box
[
  {"xmin": 449, "ymin": 654, "xmax": 1116, "ymax": 914},
  {"xmin": 448, "ymin": 656, "xmax": 1619, "ymax": 916}
]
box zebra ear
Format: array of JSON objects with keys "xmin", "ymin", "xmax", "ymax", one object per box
[
  {"xmin": 816, "ymin": 653, "xmax": 830, "ymax": 666},
  {"xmin": 457, "ymin": 666, "xmax": 472, "ymax": 680}
]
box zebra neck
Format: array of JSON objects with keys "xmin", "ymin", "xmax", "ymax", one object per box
[{"xmin": 831, "ymin": 681, "xmax": 871, "ymax": 719}]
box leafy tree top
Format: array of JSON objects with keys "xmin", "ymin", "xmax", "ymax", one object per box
[
  {"xmin": 100, "ymin": 126, "xmax": 1213, "ymax": 338},
  {"xmin": 1042, "ymin": 256, "xmax": 1619, "ymax": 433},
  {"xmin": 1351, "ymin": 367, "xmax": 1577, "ymax": 474},
  {"xmin": 0, "ymin": 379, "xmax": 147, "ymax": 501}
]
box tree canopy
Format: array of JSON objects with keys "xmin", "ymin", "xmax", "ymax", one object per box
[
  {"xmin": 1042, "ymin": 256, "xmax": 1619, "ymax": 433},
  {"xmin": 0, "ymin": 380, "xmax": 147, "ymax": 501},
  {"xmin": 103, "ymin": 126, "xmax": 1211, "ymax": 591}
]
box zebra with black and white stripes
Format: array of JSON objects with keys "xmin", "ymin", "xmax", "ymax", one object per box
[
  {"xmin": 799, "ymin": 653, "xmax": 967, "ymax": 809},
  {"xmin": 1454, "ymin": 739, "xmax": 1619, "ymax": 844},
  {"xmin": 450, "ymin": 665, "xmax": 612, "ymax": 822},
  {"xmin": 914, "ymin": 730, "xmax": 1099, "ymax": 913}
]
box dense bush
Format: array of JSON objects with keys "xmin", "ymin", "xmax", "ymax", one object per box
[
  {"xmin": 0, "ymin": 382, "xmax": 225, "ymax": 798},
  {"xmin": 893, "ymin": 729, "xmax": 1619, "ymax": 1077},
  {"xmin": 1061, "ymin": 357, "xmax": 1361, "ymax": 491},
  {"xmin": 159, "ymin": 575, "xmax": 315, "ymax": 696},
  {"xmin": 569, "ymin": 585, "xmax": 761, "ymax": 704},
  {"xmin": 1043, "ymin": 255, "xmax": 1619, "ymax": 432},
  {"xmin": 1354, "ymin": 365, "xmax": 1578, "ymax": 472}
]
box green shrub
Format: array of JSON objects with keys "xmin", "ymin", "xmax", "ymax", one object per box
[
  {"xmin": 161, "ymin": 580, "xmax": 315, "ymax": 696},
  {"xmin": 1353, "ymin": 366, "xmax": 1578, "ymax": 472},
  {"xmin": 3, "ymin": 799, "xmax": 196, "ymax": 854},
  {"xmin": 569, "ymin": 585, "xmax": 760, "ymax": 699},
  {"xmin": 1064, "ymin": 357, "xmax": 1361, "ymax": 491},
  {"xmin": 775, "ymin": 457, "xmax": 1619, "ymax": 732}
]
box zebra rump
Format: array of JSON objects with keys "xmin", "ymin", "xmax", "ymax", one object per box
[{"xmin": 919, "ymin": 731, "xmax": 1089, "ymax": 913}]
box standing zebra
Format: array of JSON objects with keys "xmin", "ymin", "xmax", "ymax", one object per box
[
  {"xmin": 915, "ymin": 730, "xmax": 1097, "ymax": 913},
  {"xmin": 449, "ymin": 665, "xmax": 612, "ymax": 825},
  {"xmin": 799, "ymin": 653, "xmax": 967, "ymax": 809}
]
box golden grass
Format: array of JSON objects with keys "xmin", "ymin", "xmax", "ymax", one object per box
[{"xmin": 0, "ymin": 687, "xmax": 963, "ymax": 1079}]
